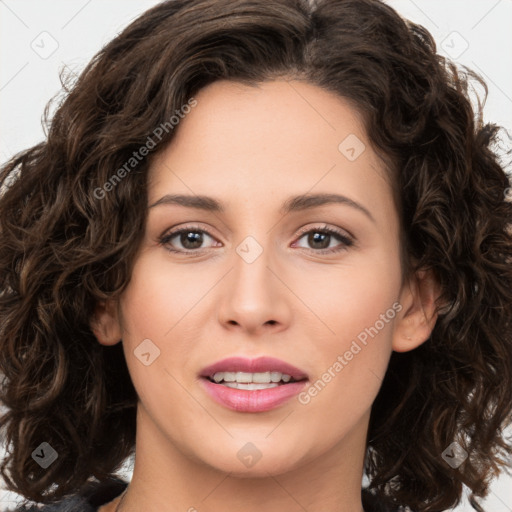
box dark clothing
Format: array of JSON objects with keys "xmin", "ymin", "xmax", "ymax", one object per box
[{"xmin": 8, "ymin": 477, "xmax": 405, "ymax": 511}]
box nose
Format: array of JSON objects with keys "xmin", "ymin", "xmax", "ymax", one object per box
[{"xmin": 215, "ymin": 235, "xmax": 292, "ymax": 336}]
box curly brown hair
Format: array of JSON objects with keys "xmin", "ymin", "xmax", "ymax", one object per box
[{"xmin": 1, "ymin": 0, "xmax": 511, "ymax": 511}]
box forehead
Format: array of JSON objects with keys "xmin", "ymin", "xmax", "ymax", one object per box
[{"xmin": 148, "ymin": 79, "xmax": 392, "ymax": 217}]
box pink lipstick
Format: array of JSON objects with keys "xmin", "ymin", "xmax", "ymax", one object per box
[{"xmin": 199, "ymin": 356, "xmax": 309, "ymax": 413}]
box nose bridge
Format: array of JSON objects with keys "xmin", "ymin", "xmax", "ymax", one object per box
[
  {"xmin": 216, "ymin": 228, "xmax": 290, "ymax": 332},
  {"xmin": 231, "ymin": 231, "xmax": 275, "ymax": 301}
]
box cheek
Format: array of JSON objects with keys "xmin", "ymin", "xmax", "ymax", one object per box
[
  {"xmin": 116, "ymin": 252, "xmax": 214, "ymax": 406},
  {"xmin": 119, "ymin": 251, "xmax": 210, "ymax": 338},
  {"xmin": 295, "ymin": 251, "xmax": 401, "ymax": 413},
  {"xmin": 302, "ymin": 247, "xmax": 401, "ymax": 346},
  {"xmin": 116, "ymin": 258, "xmax": 200, "ymax": 432}
]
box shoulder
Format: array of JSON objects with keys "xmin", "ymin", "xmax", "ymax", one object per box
[{"xmin": 7, "ymin": 477, "xmax": 129, "ymax": 512}]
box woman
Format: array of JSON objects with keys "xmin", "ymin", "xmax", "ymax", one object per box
[{"xmin": 1, "ymin": 0, "xmax": 511, "ymax": 511}]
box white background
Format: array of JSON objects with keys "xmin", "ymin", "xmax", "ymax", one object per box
[{"xmin": 0, "ymin": 1, "xmax": 511, "ymax": 511}]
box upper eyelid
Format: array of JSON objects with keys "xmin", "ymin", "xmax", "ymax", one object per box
[
  {"xmin": 295, "ymin": 223, "xmax": 353, "ymax": 240},
  {"xmin": 161, "ymin": 223, "xmax": 350, "ymax": 237}
]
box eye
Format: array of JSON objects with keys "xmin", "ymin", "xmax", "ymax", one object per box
[
  {"xmin": 159, "ymin": 223, "xmax": 354, "ymax": 255},
  {"xmin": 159, "ymin": 225, "xmax": 219, "ymax": 253},
  {"xmin": 292, "ymin": 225, "xmax": 354, "ymax": 254}
]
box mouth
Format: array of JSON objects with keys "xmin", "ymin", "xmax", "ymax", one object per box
[
  {"xmin": 204, "ymin": 370, "xmax": 304, "ymax": 390},
  {"xmin": 199, "ymin": 356, "xmax": 309, "ymax": 412}
]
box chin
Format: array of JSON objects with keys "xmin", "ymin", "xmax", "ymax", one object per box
[{"xmin": 194, "ymin": 439, "xmax": 308, "ymax": 477}]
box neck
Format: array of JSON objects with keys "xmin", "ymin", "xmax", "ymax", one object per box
[{"xmin": 116, "ymin": 405, "xmax": 368, "ymax": 512}]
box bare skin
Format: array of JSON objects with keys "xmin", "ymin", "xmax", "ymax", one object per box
[{"xmin": 93, "ymin": 79, "xmax": 440, "ymax": 512}]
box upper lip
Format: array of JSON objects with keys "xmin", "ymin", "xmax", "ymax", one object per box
[{"xmin": 200, "ymin": 356, "xmax": 309, "ymax": 380}]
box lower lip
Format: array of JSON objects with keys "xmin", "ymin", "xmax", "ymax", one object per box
[{"xmin": 200, "ymin": 378, "xmax": 308, "ymax": 412}]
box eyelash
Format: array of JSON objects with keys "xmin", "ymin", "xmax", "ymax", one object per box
[{"xmin": 159, "ymin": 224, "xmax": 354, "ymax": 256}]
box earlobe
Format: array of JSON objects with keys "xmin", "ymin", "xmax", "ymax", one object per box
[
  {"xmin": 90, "ymin": 299, "xmax": 122, "ymax": 346},
  {"xmin": 392, "ymin": 269, "xmax": 442, "ymax": 353}
]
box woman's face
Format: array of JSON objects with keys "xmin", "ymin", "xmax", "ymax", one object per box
[{"xmin": 98, "ymin": 79, "xmax": 423, "ymax": 478}]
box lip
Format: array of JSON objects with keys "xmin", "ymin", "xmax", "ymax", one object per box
[
  {"xmin": 199, "ymin": 356, "xmax": 309, "ymax": 413},
  {"xmin": 199, "ymin": 356, "xmax": 308, "ymax": 380}
]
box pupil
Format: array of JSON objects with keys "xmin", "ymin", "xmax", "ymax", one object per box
[
  {"xmin": 182, "ymin": 231, "xmax": 202, "ymax": 249},
  {"xmin": 309, "ymin": 232, "xmax": 329, "ymax": 249}
]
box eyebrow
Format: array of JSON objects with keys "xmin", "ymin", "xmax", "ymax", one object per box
[{"xmin": 148, "ymin": 192, "xmax": 375, "ymax": 223}]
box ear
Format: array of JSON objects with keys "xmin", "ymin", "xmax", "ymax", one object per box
[
  {"xmin": 392, "ymin": 268, "xmax": 442, "ymax": 352},
  {"xmin": 89, "ymin": 299, "xmax": 122, "ymax": 346}
]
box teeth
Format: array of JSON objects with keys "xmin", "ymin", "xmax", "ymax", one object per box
[
  {"xmin": 270, "ymin": 371, "xmax": 281, "ymax": 382},
  {"xmin": 236, "ymin": 371, "xmax": 253, "ymax": 383},
  {"xmin": 253, "ymin": 372, "xmax": 271, "ymax": 383},
  {"xmin": 211, "ymin": 371, "xmax": 293, "ymax": 384},
  {"xmin": 213, "ymin": 373, "xmax": 224, "ymax": 383},
  {"xmin": 223, "ymin": 382, "xmax": 280, "ymax": 390},
  {"xmin": 224, "ymin": 371, "xmax": 236, "ymax": 382}
]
